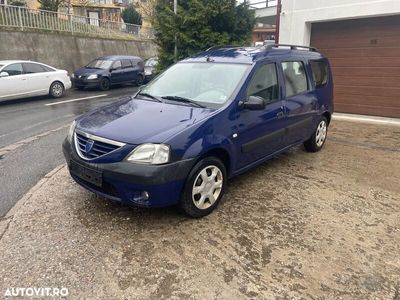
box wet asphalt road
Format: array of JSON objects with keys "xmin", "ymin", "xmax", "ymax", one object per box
[{"xmin": 0, "ymin": 85, "xmax": 139, "ymax": 217}]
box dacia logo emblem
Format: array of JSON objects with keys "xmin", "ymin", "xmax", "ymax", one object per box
[{"xmin": 85, "ymin": 139, "xmax": 95, "ymax": 154}]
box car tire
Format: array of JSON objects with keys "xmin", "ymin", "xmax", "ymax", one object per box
[
  {"xmin": 135, "ymin": 74, "xmax": 144, "ymax": 86},
  {"xmin": 304, "ymin": 116, "xmax": 328, "ymax": 152},
  {"xmin": 49, "ymin": 81, "xmax": 65, "ymax": 98},
  {"xmin": 99, "ymin": 78, "xmax": 111, "ymax": 91},
  {"xmin": 179, "ymin": 157, "xmax": 227, "ymax": 218}
]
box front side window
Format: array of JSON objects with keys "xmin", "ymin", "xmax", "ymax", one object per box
[
  {"xmin": 282, "ymin": 61, "xmax": 308, "ymax": 97},
  {"xmin": 247, "ymin": 63, "xmax": 279, "ymax": 104},
  {"xmin": 23, "ymin": 63, "xmax": 48, "ymax": 74},
  {"xmin": 112, "ymin": 60, "xmax": 122, "ymax": 70},
  {"xmin": 3, "ymin": 63, "xmax": 23, "ymax": 76},
  {"xmin": 310, "ymin": 60, "xmax": 328, "ymax": 88},
  {"xmin": 141, "ymin": 62, "xmax": 250, "ymax": 108},
  {"xmin": 86, "ymin": 59, "xmax": 114, "ymax": 70}
]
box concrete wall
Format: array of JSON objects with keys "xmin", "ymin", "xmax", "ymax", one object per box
[
  {"xmin": 0, "ymin": 31, "xmax": 157, "ymax": 73},
  {"xmin": 280, "ymin": 0, "xmax": 400, "ymax": 45}
]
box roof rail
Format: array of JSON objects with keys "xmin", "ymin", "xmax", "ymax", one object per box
[
  {"xmin": 266, "ymin": 44, "xmax": 318, "ymax": 52},
  {"xmin": 206, "ymin": 45, "xmax": 242, "ymax": 51}
]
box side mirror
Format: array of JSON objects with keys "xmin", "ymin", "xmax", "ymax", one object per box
[
  {"xmin": 240, "ymin": 96, "xmax": 266, "ymax": 110},
  {"xmin": 0, "ymin": 71, "xmax": 9, "ymax": 78}
]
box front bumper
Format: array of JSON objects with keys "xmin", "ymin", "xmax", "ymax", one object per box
[
  {"xmin": 71, "ymin": 77, "xmax": 101, "ymax": 89},
  {"xmin": 62, "ymin": 138, "xmax": 195, "ymax": 207}
]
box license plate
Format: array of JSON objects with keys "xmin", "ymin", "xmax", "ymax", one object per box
[{"xmin": 70, "ymin": 160, "xmax": 102, "ymax": 187}]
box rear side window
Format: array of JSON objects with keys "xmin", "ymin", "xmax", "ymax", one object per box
[
  {"xmin": 310, "ymin": 60, "xmax": 329, "ymax": 88},
  {"xmin": 23, "ymin": 63, "xmax": 49, "ymax": 74},
  {"xmin": 247, "ymin": 63, "xmax": 279, "ymax": 104},
  {"xmin": 3, "ymin": 63, "xmax": 23, "ymax": 76},
  {"xmin": 282, "ymin": 61, "xmax": 308, "ymax": 97},
  {"xmin": 121, "ymin": 59, "xmax": 133, "ymax": 69}
]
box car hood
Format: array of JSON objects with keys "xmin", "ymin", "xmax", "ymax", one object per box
[
  {"xmin": 76, "ymin": 97, "xmax": 215, "ymax": 145},
  {"xmin": 74, "ymin": 67, "xmax": 107, "ymax": 76}
]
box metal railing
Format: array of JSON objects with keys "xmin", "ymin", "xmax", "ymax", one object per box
[
  {"xmin": 0, "ymin": 4, "xmax": 154, "ymax": 39},
  {"xmin": 249, "ymin": 0, "xmax": 277, "ymax": 9}
]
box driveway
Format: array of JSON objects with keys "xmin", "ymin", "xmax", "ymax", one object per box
[{"xmin": 0, "ymin": 120, "xmax": 399, "ymax": 299}]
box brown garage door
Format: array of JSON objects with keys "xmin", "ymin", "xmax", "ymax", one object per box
[{"xmin": 311, "ymin": 16, "xmax": 400, "ymax": 118}]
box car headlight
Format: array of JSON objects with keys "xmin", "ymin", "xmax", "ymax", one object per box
[
  {"xmin": 126, "ymin": 144, "xmax": 170, "ymax": 164},
  {"xmin": 87, "ymin": 74, "xmax": 98, "ymax": 80},
  {"xmin": 71, "ymin": 73, "xmax": 75, "ymax": 78},
  {"xmin": 67, "ymin": 120, "xmax": 76, "ymax": 142}
]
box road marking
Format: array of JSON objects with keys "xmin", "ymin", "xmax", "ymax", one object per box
[
  {"xmin": 45, "ymin": 94, "xmax": 108, "ymax": 106},
  {"xmin": 0, "ymin": 125, "xmax": 69, "ymax": 158}
]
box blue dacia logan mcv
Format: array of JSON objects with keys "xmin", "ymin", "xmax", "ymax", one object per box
[{"xmin": 63, "ymin": 44, "xmax": 333, "ymax": 218}]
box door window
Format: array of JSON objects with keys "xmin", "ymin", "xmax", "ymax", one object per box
[
  {"xmin": 121, "ymin": 59, "xmax": 133, "ymax": 69},
  {"xmin": 247, "ymin": 63, "xmax": 279, "ymax": 104},
  {"xmin": 310, "ymin": 60, "xmax": 328, "ymax": 88},
  {"xmin": 22, "ymin": 63, "xmax": 49, "ymax": 74},
  {"xmin": 3, "ymin": 64, "xmax": 23, "ymax": 76},
  {"xmin": 112, "ymin": 60, "xmax": 122, "ymax": 70},
  {"xmin": 282, "ymin": 61, "xmax": 308, "ymax": 97}
]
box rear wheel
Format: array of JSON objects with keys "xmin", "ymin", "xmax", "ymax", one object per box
[
  {"xmin": 49, "ymin": 81, "xmax": 65, "ymax": 98},
  {"xmin": 304, "ymin": 116, "xmax": 328, "ymax": 152},
  {"xmin": 99, "ymin": 78, "xmax": 110, "ymax": 91},
  {"xmin": 179, "ymin": 157, "xmax": 227, "ymax": 218},
  {"xmin": 135, "ymin": 74, "xmax": 144, "ymax": 86}
]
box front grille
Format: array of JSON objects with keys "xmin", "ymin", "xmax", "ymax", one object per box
[{"xmin": 74, "ymin": 131, "xmax": 125, "ymax": 160}]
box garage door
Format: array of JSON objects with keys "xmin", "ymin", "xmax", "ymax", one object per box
[{"xmin": 311, "ymin": 16, "xmax": 400, "ymax": 118}]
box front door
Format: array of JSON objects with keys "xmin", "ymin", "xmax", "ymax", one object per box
[
  {"xmin": 0, "ymin": 63, "xmax": 30, "ymax": 100},
  {"xmin": 235, "ymin": 62, "xmax": 285, "ymax": 169},
  {"xmin": 110, "ymin": 60, "xmax": 124, "ymax": 84}
]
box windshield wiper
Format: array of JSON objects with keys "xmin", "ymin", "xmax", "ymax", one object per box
[
  {"xmin": 135, "ymin": 92, "xmax": 163, "ymax": 103},
  {"xmin": 161, "ymin": 96, "xmax": 206, "ymax": 108}
]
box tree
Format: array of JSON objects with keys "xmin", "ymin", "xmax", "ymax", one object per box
[
  {"xmin": 122, "ymin": 4, "xmax": 143, "ymax": 25},
  {"xmin": 154, "ymin": 0, "xmax": 256, "ymax": 70},
  {"xmin": 38, "ymin": 0, "xmax": 63, "ymax": 11}
]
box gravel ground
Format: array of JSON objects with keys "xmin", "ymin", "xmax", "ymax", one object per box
[{"xmin": 0, "ymin": 120, "xmax": 399, "ymax": 299}]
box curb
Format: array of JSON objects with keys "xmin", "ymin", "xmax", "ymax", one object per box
[
  {"xmin": 333, "ymin": 113, "xmax": 400, "ymax": 126},
  {"xmin": 0, "ymin": 164, "xmax": 66, "ymax": 240}
]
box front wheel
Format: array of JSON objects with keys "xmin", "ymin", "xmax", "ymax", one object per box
[
  {"xmin": 49, "ymin": 81, "xmax": 65, "ymax": 98},
  {"xmin": 304, "ymin": 116, "xmax": 328, "ymax": 152},
  {"xmin": 99, "ymin": 78, "xmax": 110, "ymax": 91},
  {"xmin": 179, "ymin": 157, "xmax": 227, "ymax": 218}
]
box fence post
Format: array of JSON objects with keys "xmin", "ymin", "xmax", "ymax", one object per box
[
  {"xmin": 18, "ymin": 6, "xmax": 23, "ymax": 31},
  {"xmin": 69, "ymin": 14, "xmax": 73, "ymax": 35}
]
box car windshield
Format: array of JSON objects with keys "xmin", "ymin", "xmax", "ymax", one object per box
[
  {"xmin": 86, "ymin": 59, "xmax": 113, "ymax": 70},
  {"xmin": 0, "ymin": 64, "xmax": 3, "ymax": 69},
  {"xmin": 140, "ymin": 62, "xmax": 249, "ymax": 108}
]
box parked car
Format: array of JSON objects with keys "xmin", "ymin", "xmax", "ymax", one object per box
[
  {"xmin": 63, "ymin": 44, "xmax": 333, "ymax": 218},
  {"xmin": 71, "ymin": 55, "xmax": 145, "ymax": 91},
  {"xmin": 0, "ymin": 60, "xmax": 71, "ymax": 101},
  {"xmin": 143, "ymin": 57, "xmax": 159, "ymax": 82}
]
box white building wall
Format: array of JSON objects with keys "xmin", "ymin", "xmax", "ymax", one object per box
[{"xmin": 279, "ymin": 0, "xmax": 400, "ymax": 46}]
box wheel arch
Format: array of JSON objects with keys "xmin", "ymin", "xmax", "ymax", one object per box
[
  {"xmin": 195, "ymin": 147, "xmax": 232, "ymax": 177},
  {"xmin": 322, "ymin": 111, "xmax": 331, "ymax": 125}
]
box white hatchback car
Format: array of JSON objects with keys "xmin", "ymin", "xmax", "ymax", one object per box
[{"xmin": 0, "ymin": 60, "xmax": 72, "ymax": 101}]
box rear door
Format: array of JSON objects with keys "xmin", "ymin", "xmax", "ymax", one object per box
[
  {"xmin": 0, "ymin": 63, "xmax": 30, "ymax": 100},
  {"xmin": 280, "ymin": 60, "xmax": 318, "ymax": 145},
  {"xmin": 235, "ymin": 62, "xmax": 286, "ymax": 169},
  {"xmin": 121, "ymin": 59, "xmax": 135, "ymax": 82},
  {"xmin": 22, "ymin": 63, "xmax": 53, "ymax": 95}
]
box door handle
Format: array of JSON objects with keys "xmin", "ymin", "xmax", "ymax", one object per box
[{"xmin": 277, "ymin": 111, "xmax": 284, "ymax": 119}]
